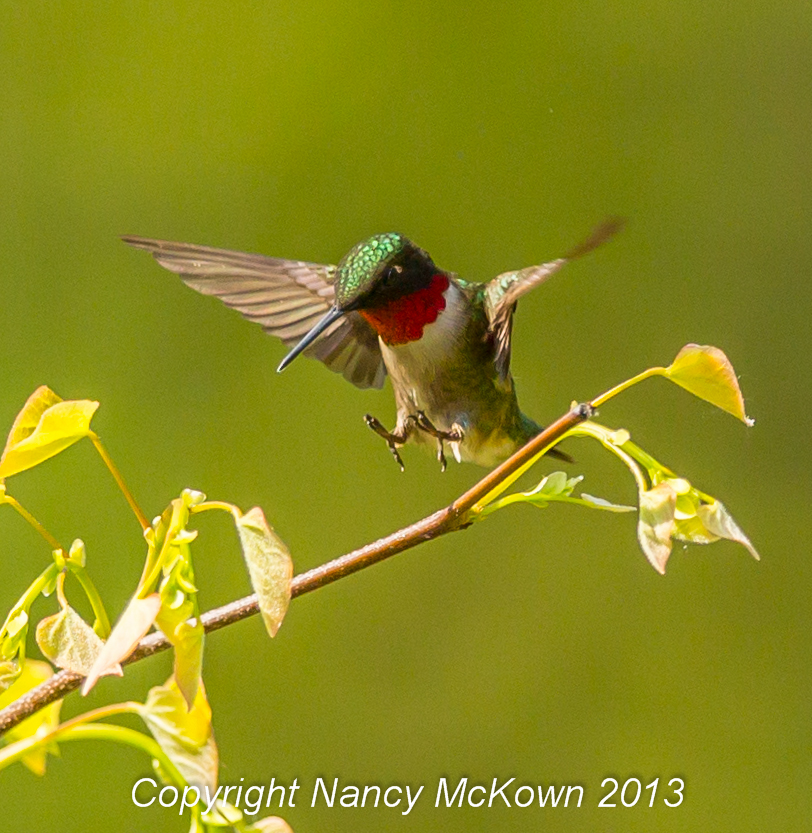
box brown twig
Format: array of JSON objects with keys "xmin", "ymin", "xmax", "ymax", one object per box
[{"xmin": 0, "ymin": 403, "xmax": 590, "ymax": 738}]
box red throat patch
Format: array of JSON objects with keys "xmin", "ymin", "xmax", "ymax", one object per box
[{"xmin": 360, "ymin": 274, "xmax": 450, "ymax": 345}]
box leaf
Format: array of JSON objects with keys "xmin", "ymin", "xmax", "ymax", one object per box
[
  {"xmin": 579, "ymin": 494, "xmax": 637, "ymax": 512},
  {"xmin": 0, "ymin": 660, "xmax": 21, "ymax": 692},
  {"xmin": 637, "ymin": 481, "xmax": 677, "ymax": 574},
  {"xmin": 202, "ymin": 801, "xmax": 244, "ymax": 827},
  {"xmin": 509, "ymin": 472, "xmax": 580, "ymax": 508},
  {"xmin": 697, "ymin": 501, "xmax": 760, "ymax": 561},
  {"xmin": 235, "ymin": 508, "xmax": 293, "ymax": 639},
  {"xmin": 141, "ymin": 677, "xmax": 218, "ymax": 791},
  {"xmin": 0, "ymin": 396, "xmax": 100, "ymax": 479},
  {"xmin": 1, "ymin": 386, "xmax": 62, "ymax": 458},
  {"xmin": 0, "ymin": 659, "xmax": 62, "ymax": 774},
  {"xmin": 482, "ymin": 471, "xmax": 634, "ymax": 516},
  {"xmin": 81, "ymin": 593, "xmax": 161, "ymax": 696},
  {"xmin": 172, "ymin": 620, "xmax": 204, "ymax": 711},
  {"xmin": 5, "ymin": 610, "xmax": 28, "ymax": 638},
  {"xmin": 36, "ymin": 604, "xmax": 118, "ymax": 677},
  {"xmin": 536, "ymin": 471, "xmax": 571, "ymax": 496},
  {"xmin": 665, "ymin": 344, "xmax": 753, "ymax": 425}
]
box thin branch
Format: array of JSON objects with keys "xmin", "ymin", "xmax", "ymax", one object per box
[{"xmin": 0, "ymin": 403, "xmax": 590, "ymax": 738}]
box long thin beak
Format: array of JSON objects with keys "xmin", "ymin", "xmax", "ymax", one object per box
[{"xmin": 277, "ymin": 305, "xmax": 345, "ymax": 372}]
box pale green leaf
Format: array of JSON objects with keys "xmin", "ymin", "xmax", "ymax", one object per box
[
  {"xmin": 235, "ymin": 508, "xmax": 293, "ymax": 639},
  {"xmin": 512, "ymin": 472, "xmax": 579, "ymax": 507},
  {"xmin": 82, "ymin": 593, "xmax": 161, "ymax": 696},
  {"xmin": 637, "ymin": 481, "xmax": 677, "ymax": 574},
  {"xmin": 0, "ymin": 398, "xmax": 100, "ymax": 478},
  {"xmin": 537, "ymin": 471, "xmax": 570, "ymax": 496},
  {"xmin": 697, "ymin": 501, "xmax": 760, "ymax": 561},
  {"xmin": 36, "ymin": 604, "xmax": 118, "ymax": 677},
  {"xmin": 665, "ymin": 344, "xmax": 753, "ymax": 425},
  {"xmin": 579, "ymin": 494, "xmax": 636, "ymax": 512},
  {"xmin": 141, "ymin": 677, "xmax": 218, "ymax": 791}
]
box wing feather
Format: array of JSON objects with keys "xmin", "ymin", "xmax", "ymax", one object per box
[
  {"xmin": 484, "ymin": 219, "xmax": 624, "ymax": 379},
  {"xmin": 122, "ymin": 236, "xmax": 386, "ymax": 389}
]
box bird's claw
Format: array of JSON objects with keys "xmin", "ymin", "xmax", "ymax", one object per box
[
  {"xmin": 364, "ymin": 411, "xmax": 465, "ymax": 472},
  {"xmin": 414, "ymin": 411, "xmax": 464, "ymax": 472},
  {"xmin": 364, "ymin": 413, "xmax": 407, "ymax": 471}
]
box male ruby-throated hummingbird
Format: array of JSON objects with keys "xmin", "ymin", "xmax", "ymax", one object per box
[{"xmin": 123, "ymin": 220, "xmax": 620, "ymax": 470}]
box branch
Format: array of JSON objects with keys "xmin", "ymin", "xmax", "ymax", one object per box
[{"xmin": 0, "ymin": 403, "xmax": 591, "ymax": 737}]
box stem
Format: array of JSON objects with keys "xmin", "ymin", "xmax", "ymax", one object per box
[
  {"xmin": 590, "ymin": 366, "xmax": 666, "ymax": 409},
  {"xmin": 480, "ymin": 492, "xmax": 633, "ymax": 516},
  {"xmin": 55, "ymin": 572, "xmax": 68, "ymax": 609},
  {"xmin": 90, "ymin": 433, "xmax": 149, "ymax": 531},
  {"xmin": 569, "ymin": 422, "xmax": 650, "ymax": 494},
  {"xmin": 0, "ymin": 701, "xmax": 141, "ymax": 770},
  {"xmin": 459, "ymin": 405, "xmax": 592, "ymax": 515},
  {"xmin": 0, "ymin": 723, "xmax": 186, "ymax": 790},
  {"xmin": 70, "ymin": 568, "xmax": 112, "ymax": 638},
  {"xmin": 3, "ymin": 496, "xmax": 63, "ymax": 551},
  {"xmin": 58, "ymin": 724, "xmax": 174, "ymax": 771},
  {"xmin": 0, "ymin": 403, "xmax": 591, "ymax": 737},
  {"xmin": 0, "ymin": 563, "xmax": 60, "ymax": 637},
  {"xmin": 0, "ymin": 700, "xmax": 190, "ymax": 802},
  {"xmin": 469, "ymin": 441, "xmax": 559, "ymax": 514}
]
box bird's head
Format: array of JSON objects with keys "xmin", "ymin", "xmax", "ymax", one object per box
[
  {"xmin": 333, "ymin": 233, "xmax": 436, "ymax": 309},
  {"xmin": 278, "ymin": 233, "xmax": 448, "ymax": 370}
]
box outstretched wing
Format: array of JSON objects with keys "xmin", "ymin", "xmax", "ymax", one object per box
[
  {"xmin": 122, "ymin": 237, "xmax": 386, "ymax": 389},
  {"xmin": 484, "ymin": 218, "xmax": 624, "ymax": 380}
]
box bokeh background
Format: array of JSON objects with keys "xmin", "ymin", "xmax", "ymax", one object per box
[{"xmin": 1, "ymin": 2, "xmax": 810, "ymax": 831}]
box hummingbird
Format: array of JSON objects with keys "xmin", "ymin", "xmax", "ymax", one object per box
[{"xmin": 122, "ymin": 220, "xmax": 621, "ymax": 470}]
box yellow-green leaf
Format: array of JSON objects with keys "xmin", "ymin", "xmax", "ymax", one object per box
[
  {"xmin": 665, "ymin": 344, "xmax": 753, "ymax": 425},
  {"xmin": 0, "ymin": 397, "xmax": 100, "ymax": 479},
  {"xmin": 0, "ymin": 659, "xmax": 61, "ymax": 774},
  {"xmin": 0, "ymin": 660, "xmax": 21, "ymax": 692},
  {"xmin": 36, "ymin": 604, "xmax": 116, "ymax": 676},
  {"xmin": 202, "ymin": 801, "xmax": 244, "ymax": 827},
  {"xmin": 141, "ymin": 677, "xmax": 218, "ymax": 791},
  {"xmin": 172, "ymin": 620, "xmax": 204, "ymax": 711},
  {"xmin": 5, "ymin": 610, "xmax": 28, "ymax": 638},
  {"xmin": 235, "ymin": 508, "xmax": 293, "ymax": 639},
  {"xmin": 1, "ymin": 386, "xmax": 62, "ymax": 459}
]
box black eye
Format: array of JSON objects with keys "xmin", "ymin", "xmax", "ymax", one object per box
[{"xmin": 382, "ymin": 265, "xmax": 401, "ymax": 285}]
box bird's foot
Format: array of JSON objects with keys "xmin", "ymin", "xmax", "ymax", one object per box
[
  {"xmin": 364, "ymin": 414, "xmax": 411, "ymax": 471},
  {"xmin": 414, "ymin": 411, "xmax": 465, "ymax": 472}
]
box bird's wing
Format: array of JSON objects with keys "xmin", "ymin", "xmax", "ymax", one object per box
[
  {"xmin": 122, "ymin": 236, "xmax": 386, "ymax": 389},
  {"xmin": 484, "ymin": 219, "xmax": 624, "ymax": 380}
]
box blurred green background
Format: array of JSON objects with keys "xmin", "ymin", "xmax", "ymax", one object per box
[{"xmin": 1, "ymin": 1, "xmax": 810, "ymax": 830}]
